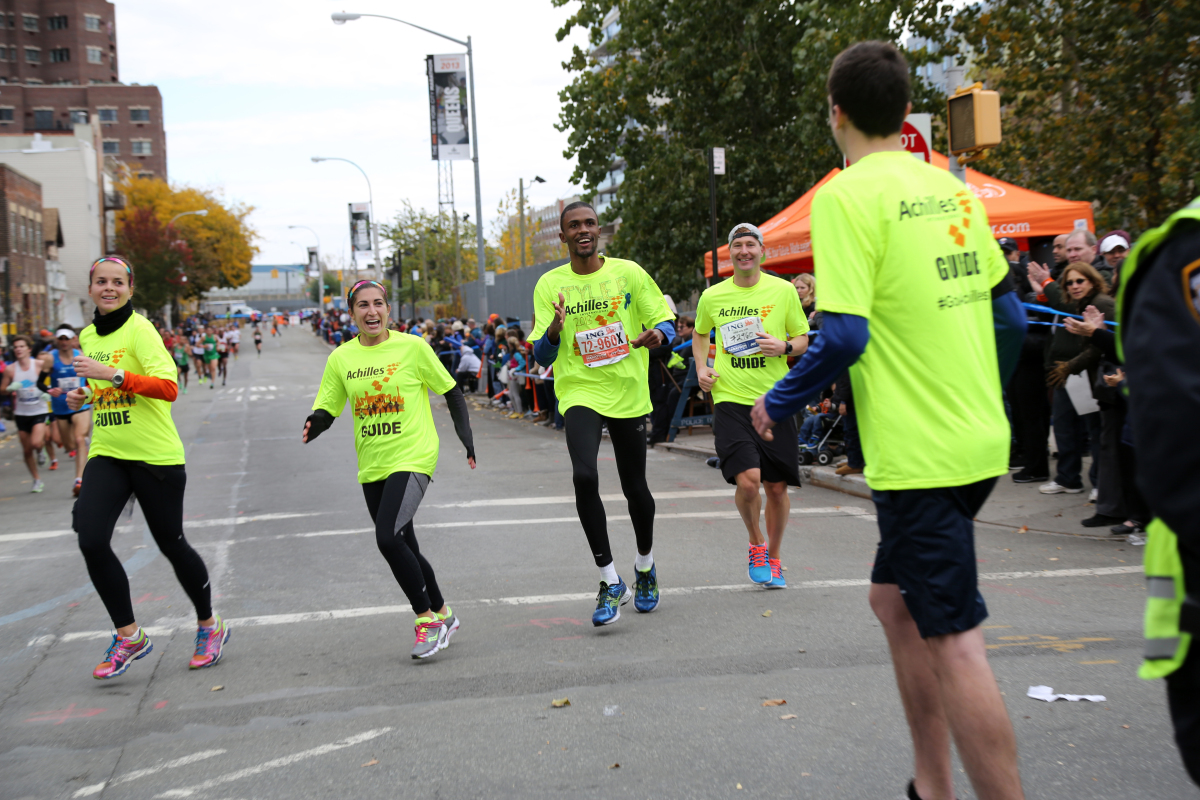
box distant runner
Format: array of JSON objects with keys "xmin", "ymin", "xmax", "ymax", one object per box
[
  {"xmin": 43, "ymin": 325, "xmax": 91, "ymax": 496},
  {"xmin": 202, "ymin": 326, "xmax": 219, "ymax": 388},
  {"xmin": 227, "ymin": 323, "xmax": 241, "ymax": 359},
  {"xmin": 694, "ymin": 223, "xmax": 809, "ymax": 589},
  {"xmin": 1, "ymin": 335, "xmax": 50, "ymax": 492},
  {"xmin": 531, "ymin": 201, "xmax": 675, "ymax": 626},
  {"xmin": 172, "ymin": 332, "xmax": 190, "ymax": 394},
  {"xmin": 68, "ymin": 255, "xmax": 228, "ymax": 680},
  {"xmin": 303, "ymin": 280, "xmax": 476, "ymax": 660},
  {"xmin": 215, "ymin": 328, "xmax": 229, "ymax": 386},
  {"xmin": 253, "ymin": 324, "xmax": 263, "ymax": 356}
]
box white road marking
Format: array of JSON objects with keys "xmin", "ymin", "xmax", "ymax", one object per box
[
  {"xmin": 0, "ymin": 512, "xmax": 328, "ymax": 544},
  {"xmin": 155, "ymin": 728, "xmax": 392, "ymax": 798},
  {"xmin": 73, "ymin": 750, "xmax": 227, "ymax": 797},
  {"xmin": 54, "ymin": 566, "xmax": 1142, "ymax": 643},
  {"xmin": 425, "ymin": 488, "xmax": 851, "ymax": 509}
]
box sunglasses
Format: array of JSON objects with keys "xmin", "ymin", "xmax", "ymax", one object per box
[{"xmin": 1065, "ymin": 278, "xmax": 1089, "ymax": 287}]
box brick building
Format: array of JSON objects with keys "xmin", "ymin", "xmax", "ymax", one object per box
[
  {"xmin": 0, "ymin": 163, "xmax": 47, "ymax": 335},
  {"xmin": 0, "ymin": 0, "xmax": 167, "ymax": 179}
]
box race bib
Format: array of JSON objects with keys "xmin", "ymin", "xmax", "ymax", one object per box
[
  {"xmin": 17, "ymin": 385, "xmax": 41, "ymax": 401},
  {"xmin": 575, "ymin": 321, "xmax": 631, "ymax": 368},
  {"xmin": 719, "ymin": 316, "xmax": 766, "ymax": 356},
  {"xmin": 57, "ymin": 376, "xmax": 80, "ymax": 391},
  {"xmin": 205, "ymin": 343, "xmax": 215, "ymax": 352}
]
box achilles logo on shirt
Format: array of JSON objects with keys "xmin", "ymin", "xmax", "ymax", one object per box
[
  {"xmin": 714, "ymin": 305, "xmax": 761, "ymax": 319},
  {"xmin": 87, "ymin": 347, "xmax": 128, "ymax": 366},
  {"xmin": 346, "ymin": 366, "xmax": 387, "ymax": 380},
  {"xmin": 897, "ymin": 194, "xmax": 960, "ymax": 220}
]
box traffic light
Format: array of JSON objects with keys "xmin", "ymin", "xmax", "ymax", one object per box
[{"xmin": 947, "ymin": 83, "xmax": 1001, "ymax": 155}]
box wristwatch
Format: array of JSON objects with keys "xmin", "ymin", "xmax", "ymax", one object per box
[
  {"xmin": 111, "ymin": 369, "xmax": 126, "ymax": 388},
  {"xmin": 785, "ymin": 342, "xmax": 793, "ymax": 355}
]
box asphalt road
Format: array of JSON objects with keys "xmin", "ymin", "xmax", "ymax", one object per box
[{"xmin": 0, "ymin": 329, "xmax": 1193, "ymax": 799}]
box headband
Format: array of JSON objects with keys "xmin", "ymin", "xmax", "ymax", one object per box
[
  {"xmin": 346, "ymin": 280, "xmax": 386, "ymax": 306},
  {"xmin": 90, "ymin": 256, "xmax": 133, "ymax": 282}
]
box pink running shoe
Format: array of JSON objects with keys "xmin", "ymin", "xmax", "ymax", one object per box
[
  {"xmin": 93, "ymin": 629, "xmax": 153, "ymax": 679},
  {"xmin": 189, "ymin": 615, "xmax": 230, "ymax": 669}
]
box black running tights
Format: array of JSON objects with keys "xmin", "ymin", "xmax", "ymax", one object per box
[
  {"xmin": 563, "ymin": 406, "xmax": 655, "ymax": 567},
  {"xmin": 362, "ymin": 471, "xmax": 443, "ymax": 616},
  {"xmin": 74, "ymin": 456, "xmax": 212, "ymax": 628}
]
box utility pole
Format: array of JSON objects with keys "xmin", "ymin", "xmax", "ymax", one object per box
[
  {"xmin": 519, "ymin": 177, "xmax": 526, "ymax": 270},
  {"xmin": 707, "ymin": 147, "xmax": 725, "ymax": 286}
]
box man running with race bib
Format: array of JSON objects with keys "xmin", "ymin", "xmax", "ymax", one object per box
[
  {"xmin": 694, "ymin": 224, "xmax": 809, "ymax": 589},
  {"xmin": 749, "ymin": 42, "xmax": 1028, "ymax": 800},
  {"xmin": 43, "ymin": 325, "xmax": 91, "ymax": 496},
  {"xmin": 531, "ymin": 201, "xmax": 675, "ymax": 626}
]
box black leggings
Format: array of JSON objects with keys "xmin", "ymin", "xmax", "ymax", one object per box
[
  {"xmin": 563, "ymin": 406, "xmax": 655, "ymax": 567},
  {"xmin": 73, "ymin": 456, "xmax": 212, "ymax": 628},
  {"xmin": 362, "ymin": 472, "xmax": 443, "ymax": 615}
]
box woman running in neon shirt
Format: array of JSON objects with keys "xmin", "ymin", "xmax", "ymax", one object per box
[
  {"xmin": 302, "ymin": 280, "xmax": 476, "ymax": 660},
  {"xmin": 66, "ymin": 255, "xmax": 228, "ymax": 680}
]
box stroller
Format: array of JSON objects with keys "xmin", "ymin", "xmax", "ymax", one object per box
[{"xmin": 798, "ymin": 411, "xmax": 846, "ymax": 466}]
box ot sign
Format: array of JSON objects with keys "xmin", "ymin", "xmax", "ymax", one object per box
[
  {"xmin": 843, "ymin": 113, "xmax": 932, "ymax": 167},
  {"xmin": 901, "ymin": 113, "xmax": 932, "ymax": 163}
]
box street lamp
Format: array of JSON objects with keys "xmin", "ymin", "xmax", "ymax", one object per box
[
  {"xmin": 518, "ymin": 175, "xmax": 545, "ymax": 270},
  {"xmin": 330, "ymin": 12, "xmax": 487, "ymax": 321},
  {"xmin": 288, "ymin": 225, "xmax": 324, "ymax": 309},
  {"xmin": 165, "ymin": 209, "xmax": 207, "ymax": 328},
  {"xmin": 310, "ymin": 156, "xmax": 383, "ymax": 282}
]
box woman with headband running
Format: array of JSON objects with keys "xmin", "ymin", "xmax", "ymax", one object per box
[
  {"xmin": 66, "ymin": 256, "xmax": 228, "ymax": 679},
  {"xmin": 302, "ymin": 280, "xmax": 476, "ymax": 660}
]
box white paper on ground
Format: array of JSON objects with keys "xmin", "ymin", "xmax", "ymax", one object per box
[
  {"xmin": 1064, "ymin": 372, "xmax": 1100, "ymax": 416},
  {"xmin": 1027, "ymin": 685, "xmax": 1106, "ymax": 703}
]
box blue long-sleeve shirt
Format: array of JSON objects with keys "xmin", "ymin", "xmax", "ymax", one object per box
[
  {"xmin": 763, "ymin": 292, "xmax": 1026, "ymax": 422},
  {"xmin": 534, "ymin": 320, "xmax": 675, "ymax": 366}
]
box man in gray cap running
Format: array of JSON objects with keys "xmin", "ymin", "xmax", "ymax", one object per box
[{"xmin": 692, "ymin": 223, "xmax": 810, "ymax": 588}]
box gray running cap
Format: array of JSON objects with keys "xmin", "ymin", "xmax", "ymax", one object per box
[{"xmin": 728, "ymin": 223, "xmax": 763, "ymax": 247}]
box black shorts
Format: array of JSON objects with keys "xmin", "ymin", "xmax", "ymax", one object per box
[
  {"xmin": 53, "ymin": 410, "xmax": 86, "ymax": 422},
  {"xmin": 713, "ymin": 402, "xmax": 801, "ymax": 487},
  {"xmin": 15, "ymin": 413, "xmax": 48, "ymax": 433},
  {"xmin": 176, "ymin": 361, "xmax": 189, "ymax": 373},
  {"xmin": 870, "ymin": 477, "xmax": 998, "ymax": 638}
]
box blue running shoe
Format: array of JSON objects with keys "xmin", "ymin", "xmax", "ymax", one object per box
[
  {"xmin": 765, "ymin": 558, "xmax": 787, "ymax": 589},
  {"xmin": 592, "ymin": 578, "xmax": 632, "ymax": 626},
  {"xmin": 748, "ymin": 543, "xmax": 771, "ymax": 584},
  {"xmin": 633, "ymin": 564, "xmax": 660, "ymax": 613}
]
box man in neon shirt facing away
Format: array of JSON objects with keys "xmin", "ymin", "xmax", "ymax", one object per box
[{"xmin": 750, "ymin": 41, "xmax": 1028, "ymax": 800}]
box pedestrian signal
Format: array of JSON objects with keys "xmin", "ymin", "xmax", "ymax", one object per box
[
  {"xmin": 271, "ymin": 269, "xmax": 279, "ymax": 279},
  {"xmin": 947, "ymin": 83, "xmax": 1001, "ymax": 155}
]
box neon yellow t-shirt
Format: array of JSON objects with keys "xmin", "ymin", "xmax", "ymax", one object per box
[
  {"xmin": 812, "ymin": 151, "xmax": 1010, "ymax": 490},
  {"xmin": 695, "ymin": 273, "xmax": 809, "ymax": 405},
  {"xmin": 313, "ymin": 330, "xmax": 456, "ymax": 483},
  {"xmin": 80, "ymin": 312, "xmax": 185, "ymax": 465},
  {"xmin": 530, "ymin": 256, "xmax": 674, "ymax": 418}
]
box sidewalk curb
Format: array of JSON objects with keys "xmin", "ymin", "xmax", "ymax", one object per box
[
  {"xmin": 801, "ymin": 465, "xmax": 872, "ymax": 500},
  {"xmin": 652, "ymin": 440, "xmax": 715, "ymax": 461}
]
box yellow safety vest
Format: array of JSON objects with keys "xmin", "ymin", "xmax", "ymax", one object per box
[{"xmin": 1116, "ymin": 196, "xmax": 1200, "ymax": 679}]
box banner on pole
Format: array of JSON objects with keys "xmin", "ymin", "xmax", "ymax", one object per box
[
  {"xmin": 427, "ymin": 53, "xmax": 471, "ymax": 161},
  {"xmin": 349, "ymin": 202, "xmax": 371, "ymax": 252}
]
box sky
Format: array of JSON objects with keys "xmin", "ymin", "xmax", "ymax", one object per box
[{"xmin": 116, "ymin": 0, "xmax": 589, "ymax": 268}]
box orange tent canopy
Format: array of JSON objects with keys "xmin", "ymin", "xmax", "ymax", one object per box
[{"xmin": 712, "ymin": 152, "xmax": 1095, "ymax": 277}]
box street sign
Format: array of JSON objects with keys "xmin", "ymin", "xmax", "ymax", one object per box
[
  {"xmin": 411, "ymin": 270, "xmax": 420, "ymax": 282},
  {"xmin": 485, "ymin": 271, "xmax": 495, "ymax": 286},
  {"xmin": 712, "ymin": 147, "xmax": 726, "ymax": 175},
  {"xmin": 901, "ymin": 114, "xmax": 932, "ymax": 163}
]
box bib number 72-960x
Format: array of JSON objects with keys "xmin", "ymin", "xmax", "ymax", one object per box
[
  {"xmin": 575, "ymin": 321, "xmax": 631, "ymax": 368},
  {"xmin": 719, "ymin": 316, "xmax": 765, "ymax": 356}
]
